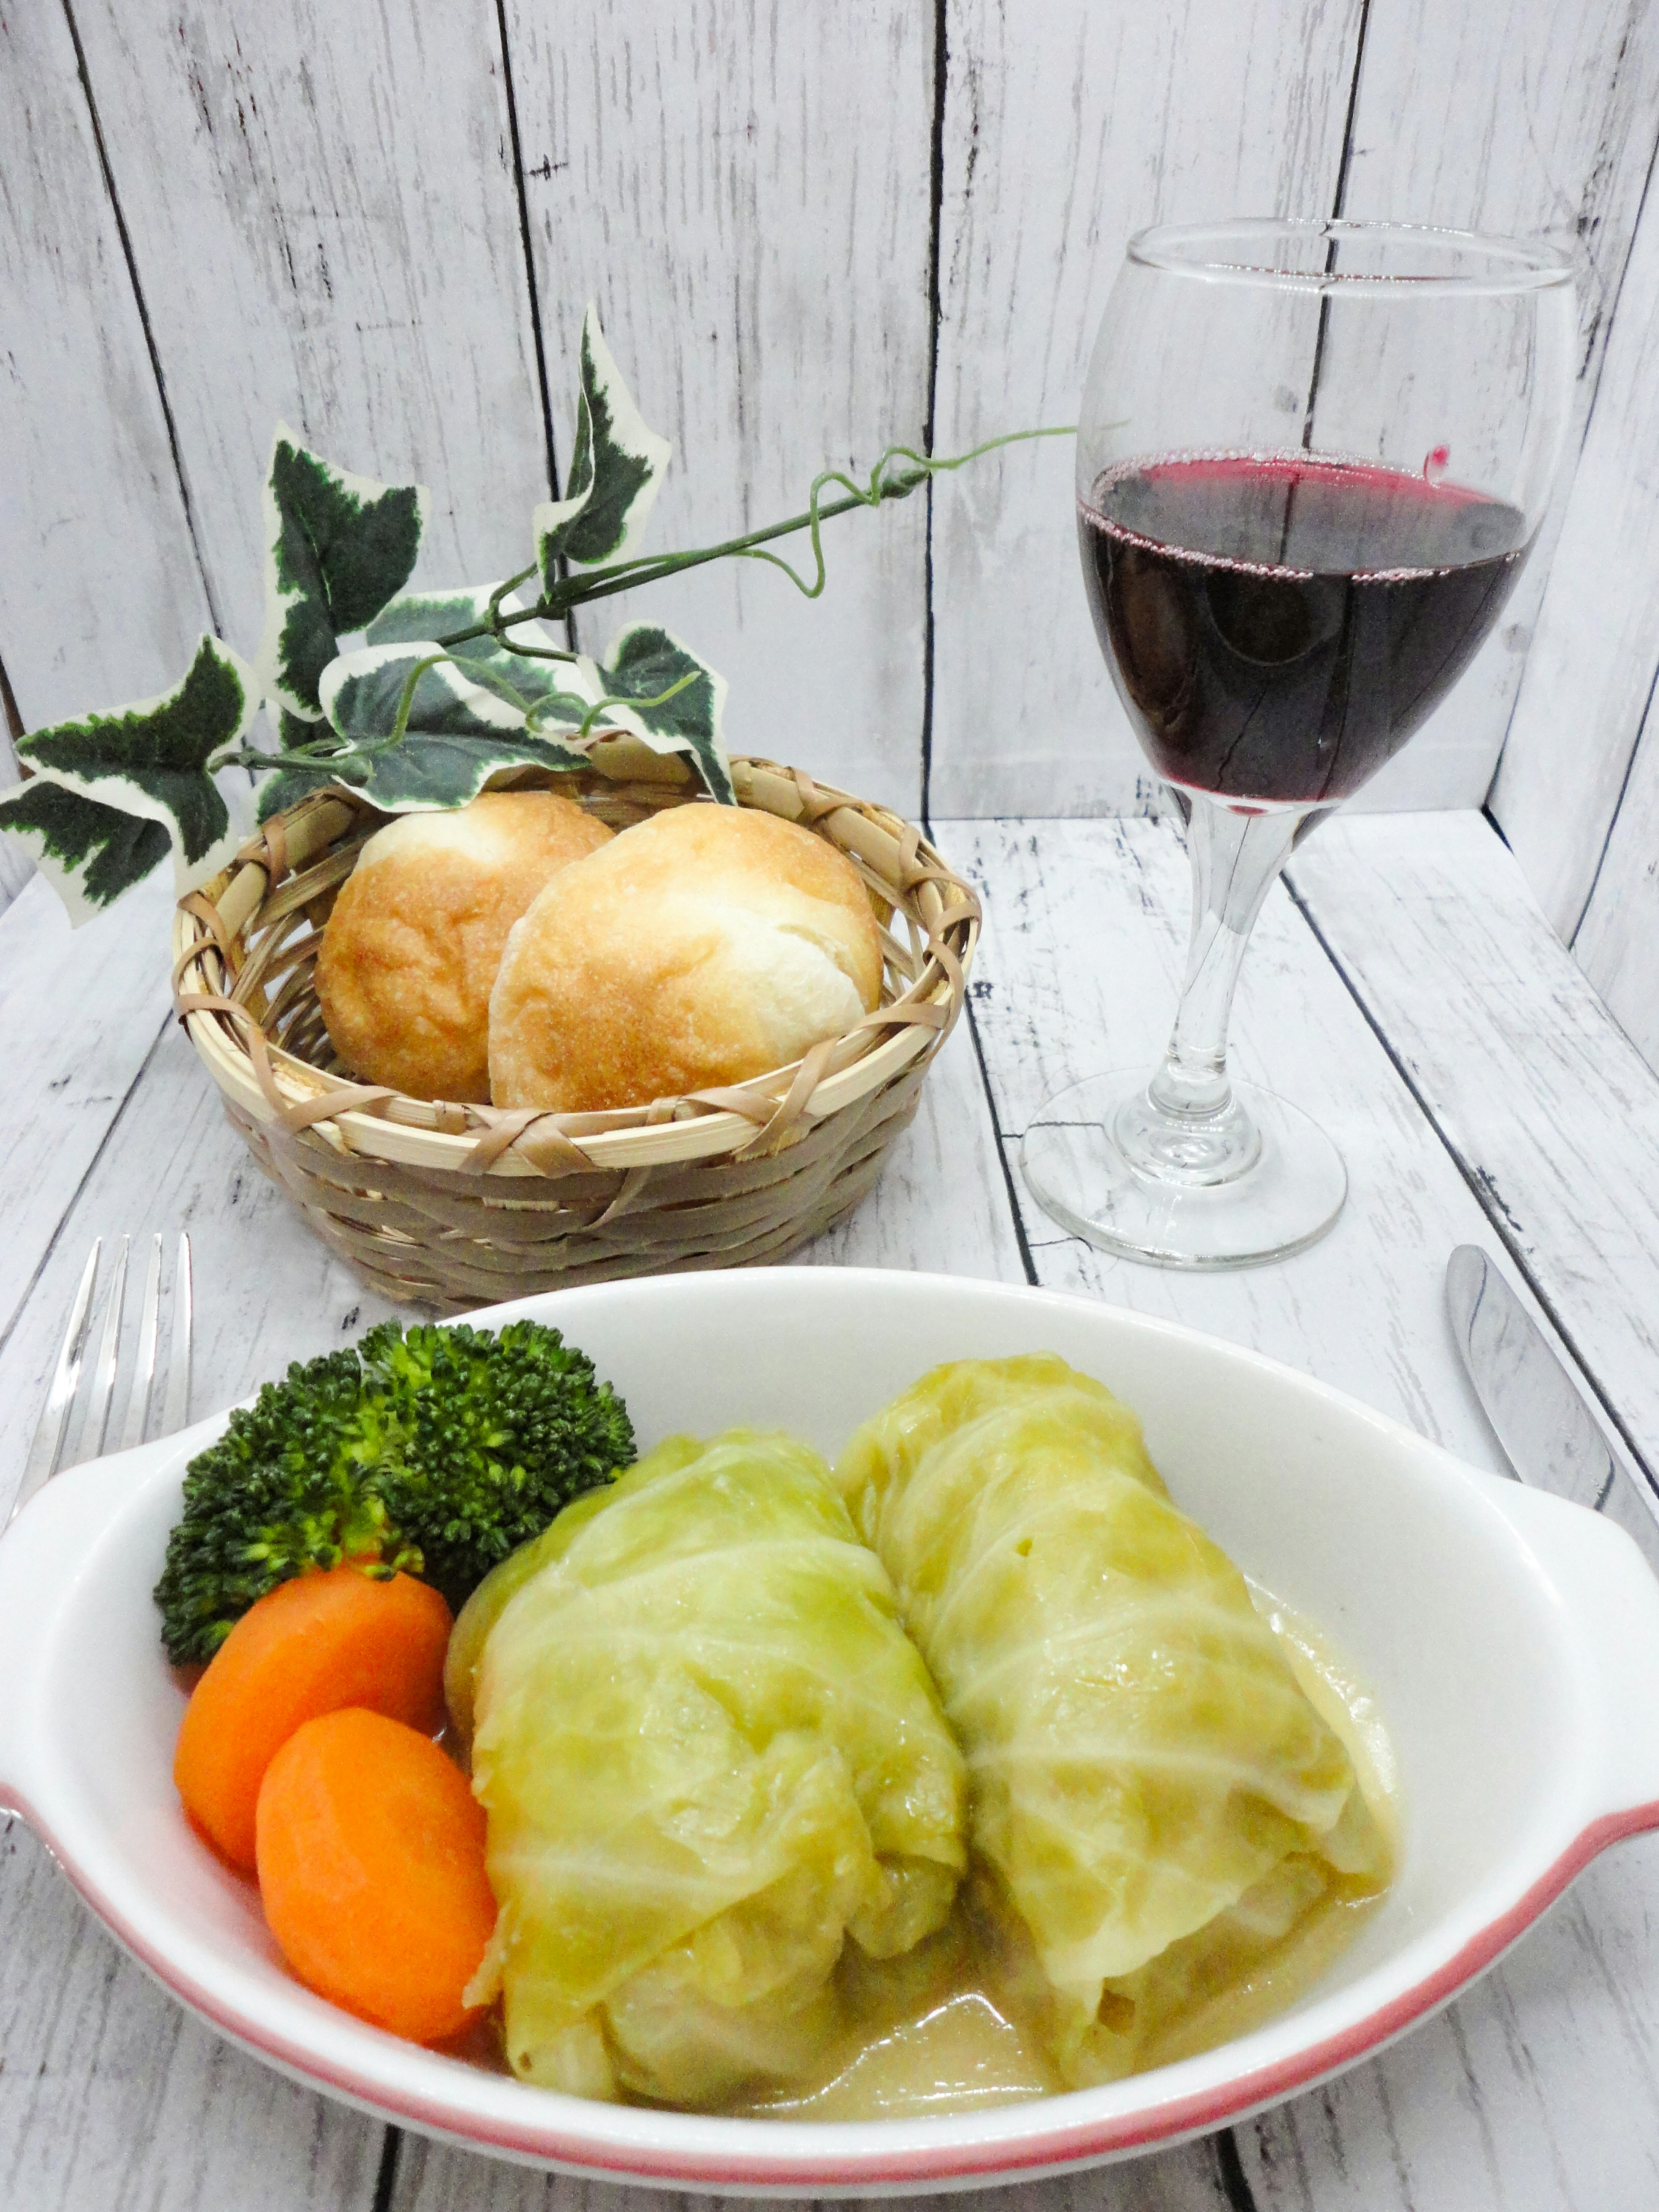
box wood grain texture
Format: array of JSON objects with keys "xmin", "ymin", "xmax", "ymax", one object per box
[
  {"xmin": 0, "ymin": 1815, "xmax": 384, "ymax": 2212},
  {"xmin": 504, "ymin": 0, "xmax": 935, "ymax": 816},
  {"xmin": 1571, "ymin": 711, "xmax": 1659, "ymax": 1070},
  {"xmin": 1489, "ymin": 174, "xmax": 1659, "ymax": 940},
  {"xmin": 389, "ymin": 2136, "xmax": 1241, "ymax": 2212},
  {"xmin": 1238, "ymin": 1837, "xmax": 1659, "ymax": 2212},
  {"xmin": 0, "ymin": 872, "xmax": 176, "ymax": 1368},
  {"xmin": 0, "ymin": 846, "xmax": 31, "ymax": 914},
  {"xmin": 1285, "ymin": 810, "xmax": 1659, "ymax": 1487},
  {"xmin": 0, "ymin": 1018, "xmax": 412, "ymax": 1523},
  {"xmin": 0, "ymin": 712, "xmax": 35, "ymax": 908},
  {"xmin": 0, "ymin": 2, "xmax": 213, "ymax": 729},
  {"xmin": 807, "ymin": 1017, "xmax": 1030, "ymax": 1281},
  {"xmin": 926, "ymin": 0, "xmax": 1365, "ymax": 819},
  {"xmin": 66, "ymin": 0, "xmax": 553, "ymax": 666},
  {"xmin": 1338, "ymin": 0, "xmax": 1659, "ymax": 812}
]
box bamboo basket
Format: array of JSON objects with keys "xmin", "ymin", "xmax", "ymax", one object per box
[{"xmin": 172, "ymin": 751, "xmax": 979, "ymax": 1312}]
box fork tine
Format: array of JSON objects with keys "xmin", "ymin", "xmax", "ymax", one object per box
[
  {"xmin": 160, "ymin": 1233, "xmax": 193, "ymax": 1439},
  {"xmin": 117, "ymin": 1234, "xmax": 163, "ymax": 1453},
  {"xmin": 8, "ymin": 1240, "xmax": 101, "ymax": 1525},
  {"xmin": 74, "ymin": 1235, "xmax": 130, "ymax": 1466}
]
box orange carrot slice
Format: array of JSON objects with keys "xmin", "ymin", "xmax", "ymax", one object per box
[
  {"xmin": 173, "ymin": 1567, "xmax": 451, "ymax": 1871},
  {"xmin": 255, "ymin": 1707, "xmax": 496, "ymax": 2044}
]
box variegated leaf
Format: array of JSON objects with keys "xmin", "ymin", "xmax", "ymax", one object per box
[
  {"xmin": 15, "ymin": 635, "xmax": 256, "ymax": 899},
  {"xmin": 317, "ymin": 643, "xmax": 591, "ymax": 812},
  {"xmin": 535, "ymin": 305, "xmax": 671, "ymax": 589},
  {"xmin": 580, "ymin": 624, "xmax": 734, "ymax": 804},
  {"xmin": 366, "ymin": 583, "xmax": 581, "ymax": 708},
  {"xmin": 256, "ymin": 425, "xmax": 428, "ymax": 720},
  {"xmin": 0, "ymin": 778, "xmax": 172, "ymax": 925}
]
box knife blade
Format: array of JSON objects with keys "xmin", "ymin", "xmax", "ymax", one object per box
[{"xmin": 1446, "ymin": 1244, "xmax": 1659, "ymax": 1567}]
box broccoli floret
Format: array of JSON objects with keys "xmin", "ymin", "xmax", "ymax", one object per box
[{"xmin": 154, "ymin": 1318, "xmax": 634, "ymax": 1663}]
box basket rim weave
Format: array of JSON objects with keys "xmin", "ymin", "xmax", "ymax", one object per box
[{"xmin": 171, "ymin": 756, "xmax": 980, "ymax": 1182}]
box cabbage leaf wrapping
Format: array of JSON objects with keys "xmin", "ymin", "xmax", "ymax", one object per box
[
  {"xmin": 457, "ymin": 1430, "xmax": 966, "ymax": 2106},
  {"xmin": 835, "ymin": 1355, "xmax": 1389, "ymax": 2084}
]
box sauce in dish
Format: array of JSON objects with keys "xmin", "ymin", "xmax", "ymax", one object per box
[{"xmin": 736, "ymin": 1592, "xmax": 1398, "ymax": 2122}]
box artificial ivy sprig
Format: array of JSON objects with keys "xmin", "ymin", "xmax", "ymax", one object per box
[
  {"xmin": 0, "ymin": 296, "xmax": 1072, "ymax": 923},
  {"xmin": 438, "ymin": 428, "xmax": 1071, "ymax": 653}
]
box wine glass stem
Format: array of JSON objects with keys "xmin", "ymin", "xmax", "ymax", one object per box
[{"xmin": 1117, "ymin": 792, "xmax": 1314, "ymax": 1185}]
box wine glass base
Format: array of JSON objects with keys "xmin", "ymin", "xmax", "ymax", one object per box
[{"xmin": 1020, "ymin": 1072, "xmax": 1347, "ymax": 1270}]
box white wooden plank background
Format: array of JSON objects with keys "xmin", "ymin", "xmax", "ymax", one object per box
[
  {"xmin": 1335, "ymin": 0, "xmax": 1659, "ymax": 813},
  {"xmin": 1284, "ymin": 811, "xmax": 1659, "ymax": 1496},
  {"xmin": 5, "ymin": 0, "xmax": 1659, "ymax": 1014},
  {"xmin": 1490, "ymin": 134, "xmax": 1659, "ymax": 938},
  {"xmin": 503, "ymin": 0, "xmax": 936, "ymax": 820},
  {"xmin": 1570, "ymin": 715, "xmax": 1659, "ymax": 1071},
  {"xmin": 65, "ymin": 0, "xmax": 556, "ymax": 666},
  {"xmin": 0, "ymin": 1807, "xmax": 386, "ymax": 2212},
  {"xmin": 0, "ymin": 4, "xmax": 214, "ymax": 730},
  {"xmin": 925, "ymin": 0, "xmax": 1364, "ymax": 821},
  {"xmin": 388, "ymin": 2136, "xmax": 1243, "ymax": 2211}
]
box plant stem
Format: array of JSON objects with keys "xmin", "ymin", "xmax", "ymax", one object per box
[{"xmin": 433, "ymin": 426, "xmax": 1074, "ymax": 648}]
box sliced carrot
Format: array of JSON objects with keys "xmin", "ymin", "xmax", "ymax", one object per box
[
  {"xmin": 173, "ymin": 1567, "xmax": 451, "ymax": 1871},
  {"xmin": 256, "ymin": 1708, "xmax": 496, "ymax": 2044}
]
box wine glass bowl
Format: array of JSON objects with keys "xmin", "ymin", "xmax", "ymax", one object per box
[{"xmin": 1022, "ymin": 219, "xmax": 1575, "ymax": 1268}]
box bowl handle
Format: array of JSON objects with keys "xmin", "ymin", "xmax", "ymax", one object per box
[
  {"xmin": 0, "ymin": 1443, "xmax": 176, "ymax": 1818},
  {"xmin": 1484, "ymin": 1476, "xmax": 1659, "ymax": 1828}
]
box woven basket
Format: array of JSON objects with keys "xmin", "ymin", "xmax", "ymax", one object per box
[{"xmin": 172, "ymin": 751, "xmax": 979, "ymax": 1312}]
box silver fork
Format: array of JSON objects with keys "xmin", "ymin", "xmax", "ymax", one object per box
[{"xmin": 6, "ymin": 1234, "xmax": 193, "ymax": 1525}]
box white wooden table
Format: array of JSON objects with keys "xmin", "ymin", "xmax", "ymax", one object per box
[{"xmin": 4, "ymin": 806, "xmax": 1658, "ymax": 2212}]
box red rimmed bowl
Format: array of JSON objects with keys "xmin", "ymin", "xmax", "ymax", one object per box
[{"xmin": 3, "ymin": 1268, "xmax": 1657, "ymax": 2196}]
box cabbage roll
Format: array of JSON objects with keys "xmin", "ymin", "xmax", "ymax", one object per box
[
  {"xmin": 836, "ymin": 1355, "xmax": 1389, "ymax": 2084},
  {"xmin": 455, "ymin": 1430, "xmax": 967, "ymax": 2107}
]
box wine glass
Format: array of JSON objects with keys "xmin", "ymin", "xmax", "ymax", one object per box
[{"xmin": 1021, "ymin": 219, "xmax": 1576, "ymax": 1268}]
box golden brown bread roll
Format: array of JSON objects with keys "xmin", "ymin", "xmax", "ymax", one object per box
[
  {"xmin": 488, "ymin": 803, "xmax": 884, "ymax": 1112},
  {"xmin": 316, "ymin": 791, "xmax": 612, "ymax": 1103}
]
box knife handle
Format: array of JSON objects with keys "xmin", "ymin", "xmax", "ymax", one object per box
[{"xmin": 1483, "ymin": 1478, "xmax": 1659, "ymax": 1829}]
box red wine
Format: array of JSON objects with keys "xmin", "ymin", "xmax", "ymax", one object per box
[{"xmin": 1078, "ymin": 454, "xmax": 1530, "ymax": 804}]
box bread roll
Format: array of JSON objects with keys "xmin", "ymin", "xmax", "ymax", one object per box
[
  {"xmin": 316, "ymin": 791, "xmax": 612, "ymax": 1103},
  {"xmin": 488, "ymin": 804, "xmax": 884, "ymax": 1112}
]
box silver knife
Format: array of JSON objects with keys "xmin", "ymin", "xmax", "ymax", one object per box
[{"xmin": 1446, "ymin": 1245, "xmax": 1659, "ymax": 1568}]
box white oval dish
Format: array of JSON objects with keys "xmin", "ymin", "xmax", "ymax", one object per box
[{"xmin": 2, "ymin": 1266, "xmax": 1657, "ymax": 2198}]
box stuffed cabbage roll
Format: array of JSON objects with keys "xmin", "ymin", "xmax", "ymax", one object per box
[
  {"xmin": 836, "ymin": 1354, "xmax": 1389, "ymax": 2085},
  {"xmin": 454, "ymin": 1430, "xmax": 967, "ymax": 2107}
]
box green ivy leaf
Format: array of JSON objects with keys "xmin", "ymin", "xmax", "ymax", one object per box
[
  {"xmin": 255, "ymin": 758, "xmax": 355, "ymax": 823},
  {"xmin": 535, "ymin": 305, "xmax": 671, "ymax": 588},
  {"xmin": 317, "ymin": 642, "xmax": 591, "ymax": 811},
  {"xmin": 12, "ymin": 636, "xmax": 256, "ymax": 909},
  {"xmin": 256, "ymin": 425, "xmax": 428, "ymax": 720},
  {"xmin": 367, "ymin": 583, "xmax": 579, "ymax": 707},
  {"xmin": 0, "ymin": 779, "xmax": 172, "ymax": 925},
  {"xmin": 580, "ymin": 624, "xmax": 734, "ymax": 803}
]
